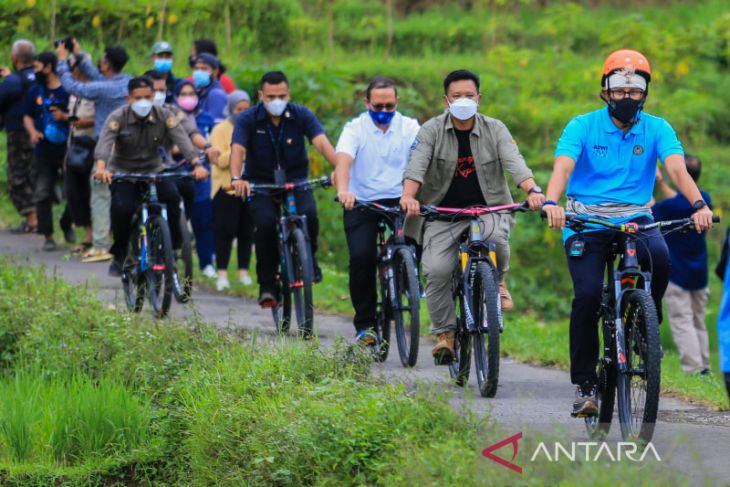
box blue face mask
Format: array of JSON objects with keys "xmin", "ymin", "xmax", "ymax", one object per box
[
  {"xmin": 192, "ymin": 69, "xmax": 211, "ymax": 88},
  {"xmin": 154, "ymin": 58, "xmax": 173, "ymax": 73},
  {"xmin": 368, "ymin": 109, "xmax": 396, "ymax": 126}
]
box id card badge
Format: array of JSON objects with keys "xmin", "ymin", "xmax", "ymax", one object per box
[
  {"xmin": 569, "ymin": 238, "xmax": 585, "ymax": 258},
  {"xmin": 274, "ymin": 167, "xmax": 286, "ymax": 186}
]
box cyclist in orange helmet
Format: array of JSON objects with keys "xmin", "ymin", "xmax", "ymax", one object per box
[{"xmin": 543, "ymin": 49, "xmax": 714, "ymax": 417}]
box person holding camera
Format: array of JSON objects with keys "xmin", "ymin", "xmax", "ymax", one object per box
[
  {"xmin": 55, "ymin": 38, "xmax": 131, "ymax": 267},
  {"xmin": 21, "ymin": 52, "xmax": 70, "ymax": 251}
]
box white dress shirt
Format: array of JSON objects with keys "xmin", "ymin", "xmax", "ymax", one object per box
[{"xmin": 336, "ymin": 111, "xmax": 420, "ymax": 201}]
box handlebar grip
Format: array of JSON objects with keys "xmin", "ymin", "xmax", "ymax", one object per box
[{"xmin": 713, "ymin": 216, "xmax": 721, "ymax": 223}]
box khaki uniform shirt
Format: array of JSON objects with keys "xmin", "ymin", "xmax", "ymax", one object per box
[
  {"xmin": 94, "ymin": 104, "xmax": 197, "ymax": 173},
  {"xmin": 403, "ymin": 111, "xmax": 534, "ymax": 239}
]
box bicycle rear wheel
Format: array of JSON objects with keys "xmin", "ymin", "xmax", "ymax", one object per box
[
  {"xmin": 289, "ymin": 227, "xmax": 314, "ymax": 339},
  {"xmin": 122, "ymin": 223, "xmax": 145, "ymax": 313},
  {"xmin": 147, "ymin": 214, "xmax": 175, "ymax": 318},
  {"xmin": 472, "ymin": 262, "xmax": 501, "ymax": 398},
  {"xmin": 585, "ymin": 315, "xmax": 617, "ymax": 440},
  {"xmin": 617, "ymin": 289, "xmax": 661, "ymax": 442},
  {"xmin": 173, "ymin": 211, "xmax": 193, "ymax": 303},
  {"xmin": 393, "ymin": 248, "xmax": 420, "ymax": 367},
  {"xmin": 449, "ymin": 297, "xmax": 472, "ymax": 387}
]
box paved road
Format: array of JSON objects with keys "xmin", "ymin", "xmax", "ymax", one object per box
[{"xmin": 3, "ymin": 230, "xmax": 728, "ymax": 485}]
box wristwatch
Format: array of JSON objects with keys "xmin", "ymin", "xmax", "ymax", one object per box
[
  {"xmin": 528, "ymin": 185, "xmax": 543, "ymax": 195},
  {"xmin": 692, "ymin": 199, "xmax": 708, "ymax": 211},
  {"xmin": 231, "ymin": 176, "xmax": 243, "ymax": 181}
]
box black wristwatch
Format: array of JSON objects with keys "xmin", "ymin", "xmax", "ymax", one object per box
[
  {"xmin": 528, "ymin": 185, "xmax": 543, "ymax": 195},
  {"xmin": 692, "ymin": 199, "xmax": 708, "ymax": 211}
]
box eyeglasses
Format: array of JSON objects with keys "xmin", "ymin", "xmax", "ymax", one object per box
[
  {"xmin": 370, "ymin": 103, "xmax": 396, "ymax": 111},
  {"xmin": 608, "ymin": 89, "xmax": 645, "ymax": 100}
]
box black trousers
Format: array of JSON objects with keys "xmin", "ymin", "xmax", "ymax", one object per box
[
  {"xmin": 110, "ymin": 180, "xmax": 182, "ymax": 263},
  {"xmin": 213, "ymin": 189, "xmax": 253, "ymax": 271},
  {"xmin": 65, "ymin": 168, "xmax": 91, "ymax": 227},
  {"xmin": 33, "ymin": 152, "xmax": 64, "ymax": 237},
  {"xmin": 565, "ymin": 217, "xmax": 670, "ymax": 385},
  {"xmin": 343, "ymin": 197, "xmax": 400, "ymax": 332},
  {"xmin": 250, "ymin": 189, "xmax": 318, "ymax": 295}
]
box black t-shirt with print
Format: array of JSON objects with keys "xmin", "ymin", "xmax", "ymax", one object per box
[{"xmin": 438, "ymin": 128, "xmax": 485, "ymax": 207}]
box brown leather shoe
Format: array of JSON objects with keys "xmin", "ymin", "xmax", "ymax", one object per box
[
  {"xmin": 499, "ymin": 281, "xmax": 513, "ymax": 311},
  {"xmin": 432, "ymin": 331, "xmax": 455, "ymax": 365}
]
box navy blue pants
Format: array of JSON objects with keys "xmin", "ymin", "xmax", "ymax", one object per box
[
  {"xmin": 565, "ymin": 218, "xmax": 670, "ymax": 385},
  {"xmin": 191, "ymin": 197, "xmax": 215, "ymax": 269}
]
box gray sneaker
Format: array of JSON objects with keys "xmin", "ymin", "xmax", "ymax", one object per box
[
  {"xmin": 42, "ymin": 238, "xmax": 57, "ymax": 252},
  {"xmin": 572, "ymin": 381, "xmax": 599, "ymax": 417}
]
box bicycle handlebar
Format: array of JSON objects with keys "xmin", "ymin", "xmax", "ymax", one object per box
[
  {"xmin": 420, "ymin": 202, "xmax": 529, "ymax": 220},
  {"xmin": 222, "ymin": 176, "xmax": 331, "ymax": 194},
  {"xmin": 111, "ymin": 171, "xmax": 194, "ymax": 183},
  {"xmin": 563, "ymin": 213, "xmax": 720, "ymax": 233}
]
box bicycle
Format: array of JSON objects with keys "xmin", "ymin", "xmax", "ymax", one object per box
[
  {"xmin": 114, "ymin": 171, "xmax": 193, "ymax": 318},
  {"xmin": 349, "ymin": 201, "xmax": 421, "ymax": 366},
  {"xmin": 562, "ymin": 213, "xmax": 719, "ymax": 442},
  {"xmin": 231, "ymin": 175, "xmax": 331, "ymax": 339},
  {"xmin": 421, "ymin": 202, "xmax": 528, "ymax": 397}
]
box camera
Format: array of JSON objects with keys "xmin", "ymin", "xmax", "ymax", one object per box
[{"xmin": 53, "ymin": 37, "xmax": 73, "ymax": 51}]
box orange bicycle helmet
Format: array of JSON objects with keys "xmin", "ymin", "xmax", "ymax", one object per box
[{"xmin": 601, "ymin": 49, "xmax": 651, "ymax": 85}]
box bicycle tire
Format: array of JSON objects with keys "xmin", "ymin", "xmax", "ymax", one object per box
[
  {"xmin": 290, "ymin": 227, "xmax": 314, "ymax": 339},
  {"xmin": 585, "ymin": 316, "xmax": 617, "ymax": 440},
  {"xmin": 393, "ymin": 248, "xmax": 420, "ymax": 367},
  {"xmin": 472, "ymin": 261, "xmax": 501, "ymax": 398},
  {"xmin": 146, "ymin": 214, "xmax": 175, "ymax": 318},
  {"xmin": 272, "ymin": 291, "xmax": 293, "ymax": 334},
  {"xmin": 449, "ymin": 298, "xmax": 472, "ymax": 387},
  {"xmin": 122, "ymin": 224, "xmax": 145, "ymax": 313},
  {"xmin": 173, "ymin": 211, "xmax": 193, "ymax": 303},
  {"xmin": 371, "ymin": 269, "xmax": 391, "ymax": 363},
  {"xmin": 617, "ymin": 289, "xmax": 661, "ymax": 442}
]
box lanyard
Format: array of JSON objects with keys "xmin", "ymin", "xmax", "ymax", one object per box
[{"xmin": 266, "ymin": 119, "xmax": 285, "ymax": 170}]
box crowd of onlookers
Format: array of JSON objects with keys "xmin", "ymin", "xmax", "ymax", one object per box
[{"xmin": 0, "ymin": 37, "xmax": 253, "ymax": 290}]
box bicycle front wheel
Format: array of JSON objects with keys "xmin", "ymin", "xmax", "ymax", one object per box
[
  {"xmin": 617, "ymin": 289, "xmax": 661, "ymax": 442},
  {"xmin": 472, "ymin": 262, "xmax": 501, "ymax": 398},
  {"xmin": 289, "ymin": 227, "xmax": 314, "ymax": 339},
  {"xmin": 146, "ymin": 214, "xmax": 175, "ymax": 318},
  {"xmin": 122, "ymin": 223, "xmax": 145, "ymax": 313},
  {"xmin": 449, "ymin": 295, "xmax": 471, "ymax": 387},
  {"xmin": 393, "ymin": 248, "xmax": 420, "ymax": 367}
]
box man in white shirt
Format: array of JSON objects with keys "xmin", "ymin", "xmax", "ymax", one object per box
[{"xmin": 335, "ymin": 76, "xmax": 420, "ymax": 345}]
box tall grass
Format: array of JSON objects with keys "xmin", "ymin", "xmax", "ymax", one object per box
[{"xmin": 0, "ymin": 368, "xmax": 153, "ymax": 465}]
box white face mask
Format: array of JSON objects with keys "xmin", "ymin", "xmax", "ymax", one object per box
[
  {"xmin": 448, "ymin": 97, "xmax": 478, "ymax": 121},
  {"xmin": 153, "ymin": 91, "xmax": 166, "ymax": 107},
  {"xmin": 131, "ymin": 99, "xmax": 154, "ymax": 118},
  {"xmin": 264, "ymin": 98, "xmax": 288, "ymax": 117}
]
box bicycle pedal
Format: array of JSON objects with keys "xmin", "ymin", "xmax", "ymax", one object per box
[{"xmin": 571, "ymin": 410, "xmax": 598, "ymax": 418}]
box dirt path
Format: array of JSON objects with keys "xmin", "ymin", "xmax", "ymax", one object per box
[{"xmin": 4, "ymin": 230, "xmax": 728, "ymax": 486}]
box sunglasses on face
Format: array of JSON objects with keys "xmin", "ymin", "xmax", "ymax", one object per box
[{"xmin": 370, "ymin": 103, "xmax": 396, "ymax": 111}]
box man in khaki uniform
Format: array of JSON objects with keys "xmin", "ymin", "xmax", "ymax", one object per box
[
  {"xmin": 94, "ymin": 76, "xmax": 208, "ymax": 274},
  {"xmin": 401, "ymin": 69, "xmax": 544, "ymax": 364}
]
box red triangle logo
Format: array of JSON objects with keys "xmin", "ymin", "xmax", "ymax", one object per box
[{"xmin": 482, "ymin": 432, "xmax": 523, "ymax": 474}]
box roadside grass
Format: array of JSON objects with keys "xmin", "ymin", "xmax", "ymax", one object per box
[{"xmin": 0, "ymin": 257, "xmax": 692, "ymax": 485}]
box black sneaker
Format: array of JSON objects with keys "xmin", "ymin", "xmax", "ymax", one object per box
[
  {"xmin": 572, "ymin": 381, "xmax": 599, "ymax": 417},
  {"xmin": 108, "ymin": 260, "xmax": 123, "ymax": 277},
  {"xmin": 63, "ymin": 227, "xmax": 77, "ymax": 244},
  {"xmin": 313, "ymin": 259, "xmax": 323, "ymax": 284},
  {"xmin": 42, "ymin": 238, "xmax": 57, "ymax": 252}
]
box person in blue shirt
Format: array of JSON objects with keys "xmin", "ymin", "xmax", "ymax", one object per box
[
  {"xmin": 21, "ymin": 52, "xmax": 70, "ymax": 251},
  {"xmin": 543, "ymin": 49, "xmax": 715, "ymax": 417},
  {"xmin": 229, "ymin": 71, "xmax": 338, "ymax": 308},
  {"xmin": 191, "ymin": 53, "xmax": 226, "ymax": 123},
  {"xmin": 717, "ymin": 229, "xmax": 730, "ymax": 402},
  {"xmin": 653, "ymin": 155, "xmax": 712, "ymax": 375},
  {"xmin": 0, "ymin": 39, "xmax": 38, "ymax": 233}
]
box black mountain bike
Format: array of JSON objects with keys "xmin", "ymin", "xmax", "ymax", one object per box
[
  {"xmin": 114, "ymin": 172, "xmax": 192, "ymax": 318},
  {"xmin": 422, "ymin": 202, "xmax": 527, "ymax": 398},
  {"xmin": 564, "ymin": 213, "xmax": 719, "ymax": 442},
  {"xmin": 350, "ymin": 201, "xmax": 421, "ymax": 367},
  {"xmin": 246, "ymin": 176, "xmax": 331, "ymax": 339}
]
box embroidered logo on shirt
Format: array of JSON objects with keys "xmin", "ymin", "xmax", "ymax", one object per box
[
  {"xmin": 633, "ymin": 145, "xmax": 644, "ymax": 155},
  {"xmin": 592, "ymin": 144, "xmax": 608, "ymax": 157},
  {"xmin": 410, "ymin": 138, "xmax": 419, "ymax": 151}
]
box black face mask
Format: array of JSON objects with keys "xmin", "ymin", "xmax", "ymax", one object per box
[
  {"xmin": 608, "ymin": 97, "xmax": 643, "ymax": 125},
  {"xmin": 188, "ymin": 55, "xmax": 196, "ymax": 69}
]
